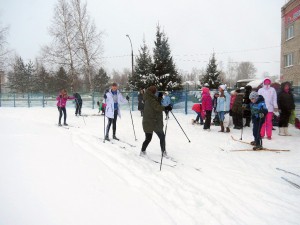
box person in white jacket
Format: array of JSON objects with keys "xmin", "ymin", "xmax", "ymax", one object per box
[
  {"xmin": 257, "ymin": 78, "xmax": 278, "ymax": 140},
  {"xmin": 104, "ymin": 83, "xmax": 129, "ymax": 141}
]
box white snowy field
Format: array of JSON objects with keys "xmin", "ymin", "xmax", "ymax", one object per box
[{"xmin": 0, "ymin": 107, "xmax": 299, "ymax": 225}]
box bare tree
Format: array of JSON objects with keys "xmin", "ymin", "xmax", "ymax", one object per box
[
  {"xmin": 236, "ymin": 62, "xmax": 257, "ymax": 81},
  {"xmin": 0, "ymin": 23, "xmax": 10, "ymax": 70},
  {"xmin": 42, "ymin": 0, "xmax": 79, "ymax": 90},
  {"xmin": 71, "ymin": 0, "xmax": 103, "ymax": 92}
]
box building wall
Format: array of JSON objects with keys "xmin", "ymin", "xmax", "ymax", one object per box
[{"xmin": 281, "ymin": 0, "xmax": 300, "ymax": 86}]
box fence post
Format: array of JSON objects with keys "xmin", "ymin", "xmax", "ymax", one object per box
[
  {"xmin": 92, "ymin": 91, "xmax": 95, "ymax": 109},
  {"xmin": 28, "ymin": 93, "xmax": 30, "ymax": 108},
  {"xmin": 0, "ymin": 93, "xmax": 1, "ymax": 107},
  {"xmin": 131, "ymin": 91, "xmax": 134, "ymax": 111},
  {"xmin": 185, "ymin": 89, "xmax": 188, "ymax": 115},
  {"xmin": 42, "ymin": 93, "xmax": 45, "ymax": 108},
  {"xmin": 14, "ymin": 93, "xmax": 16, "ymax": 107}
]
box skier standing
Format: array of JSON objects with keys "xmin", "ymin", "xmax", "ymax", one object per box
[
  {"xmin": 56, "ymin": 89, "xmax": 75, "ymax": 126},
  {"xmin": 232, "ymin": 89, "xmax": 243, "ymax": 129},
  {"xmin": 73, "ymin": 92, "xmax": 82, "ymax": 116},
  {"xmin": 103, "ymin": 83, "xmax": 129, "ymax": 141},
  {"xmin": 249, "ymin": 92, "xmax": 268, "ymax": 150},
  {"xmin": 243, "ymin": 85, "xmax": 252, "ymax": 127}
]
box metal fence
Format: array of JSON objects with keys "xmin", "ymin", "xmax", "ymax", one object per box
[{"xmin": 0, "ymin": 90, "xmax": 299, "ymax": 117}]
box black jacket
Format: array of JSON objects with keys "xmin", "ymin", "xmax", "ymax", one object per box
[{"xmin": 278, "ymin": 82, "xmax": 295, "ymax": 112}]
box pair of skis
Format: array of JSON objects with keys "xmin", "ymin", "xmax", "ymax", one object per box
[
  {"xmin": 230, "ymin": 136, "xmax": 290, "ymax": 152},
  {"xmin": 277, "ymin": 168, "xmax": 300, "ymax": 190}
]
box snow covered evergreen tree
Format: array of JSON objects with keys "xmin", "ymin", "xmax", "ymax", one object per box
[
  {"xmin": 128, "ymin": 39, "xmax": 152, "ymax": 90},
  {"xmin": 201, "ymin": 53, "xmax": 222, "ymax": 89},
  {"xmin": 152, "ymin": 25, "xmax": 182, "ymax": 91}
]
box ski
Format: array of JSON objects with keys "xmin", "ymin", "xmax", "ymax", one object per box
[
  {"xmin": 230, "ymin": 148, "xmax": 290, "ymax": 152},
  {"xmin": 99, "ymin": 138, "xmax": 126, "ymax": 149},
  {"xmin": 142, "ymin": 156, "xmax": 176, "ymax": 168},
  {"xmin": 115, "ymin": 139, "xmax": 136, "ymax": 148},
  {"xmin": 276, "ymin": 168, "xmax": 300, "ymax": 178},
  {"xmin": 281, "ymin": 177, "xmax": 300, "ymax": 189},
  {"xmin": 56, "ymin": 124, "xmax": 69, "ymax": 129}
]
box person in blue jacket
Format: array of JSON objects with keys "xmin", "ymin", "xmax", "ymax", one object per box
[
  {"xmin": 249, "ymin": 92, "xmax": 268, "ymax": 150},
  {"xmin": 161, "ymin": 91, "xmax": 171, "ymax": 120}
]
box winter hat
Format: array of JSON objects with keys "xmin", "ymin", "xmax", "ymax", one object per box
[
  {"xmin": 204, "ymin": 83, "xmax": 209, "ymax": 87},
  {"xmin": 148, "ymin": 86, "xmax": 157, "ymax": 94},
  {"xmin": 249, "ymin": 91, "xmax": 259, "ymax": 100},
  {"xmin": 219, "ymin": 84, "xmax": 226, "ymax": 90},
  {"xmin": 202, "ymin": 87, "xmax": 209, "ymax": 94},
  {"xmin": 263, "ymin": 78, "xmax": 271, "ymax": 85}
]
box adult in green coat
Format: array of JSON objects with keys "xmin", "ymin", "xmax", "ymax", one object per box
[{"xmin": 141, "ymin": 86, "xmax": 172, "ymax": 156}]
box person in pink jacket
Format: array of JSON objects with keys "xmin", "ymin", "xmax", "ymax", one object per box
[
  {"xmin": 56, "ymin": 89, "xmax": 75, "ymax": 126},
  {"xmin": 201, "ymin": 87, "xmax": 213, "ymax": 130},
  {"xmin": 258, "ymin": 78, "xmax": 278, "ymax": 139}
]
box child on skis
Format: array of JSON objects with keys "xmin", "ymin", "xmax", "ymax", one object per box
[
  {"xmin": 249, "ymin": 92, "xmax": 268, "ymax": 150},
  {"xmin": 56, "ymin": 89, "xmax": 76, "ymax": 126}
]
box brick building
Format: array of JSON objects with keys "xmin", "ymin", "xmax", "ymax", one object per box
[{"xmin": 281, "ymin": 0, "xmax": 300, "ymax": 87}]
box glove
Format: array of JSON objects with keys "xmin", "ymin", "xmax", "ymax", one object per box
[
  {"xmin": 103, "ymin": 94, "xmax": 107, "ymax": 99},
  {"xmin": 126, "ymin": 96, "xmax": 130, "ymax": 101},
  {"xmin": 259, "ymin": 113, "xmax": 264, "ymax": 118},
  {"xmin": 165, "ymin": 105, "xmax": 172, "ymax": 111}
]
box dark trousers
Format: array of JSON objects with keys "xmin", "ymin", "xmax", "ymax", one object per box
[
  {"xmin": 279, "ymin": 110, "xmax": 291, "ymax": 127},
  {"xmin": 233, "ymin": 112, "xmax": 243, "ymax": 128},
  {"xmin": 106, "ymin": 110, "xmax": 118, "ymax": 137},
  {"xmin": 58, "ymin": 107, "xmax": 67, "ymax": 124},
  {"xmin": 253, "ymin": 118, "xmax": 263, "ymax": 146},
  {"xmin": 203, "ymin": 110, "xmax": 212, "ymax": 129},
  {"xmin": 141, "ymin": 131, "xmax": 165, "ymax": 153},
  {"xmin": 195, "ymin": 113, "xmax": 204, "ymax": 124},
  {"xmin": 75, "ymin": 102, "xmax": 82, "ymax": 115},
  {"xmin": 164, "ymin": 110, "xmax": 169, "ymax": 119}
]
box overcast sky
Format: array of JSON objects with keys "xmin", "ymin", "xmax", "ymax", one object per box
[{"xmin": 0, "ymin": 0, "xmax": 287, "ymax": 78}]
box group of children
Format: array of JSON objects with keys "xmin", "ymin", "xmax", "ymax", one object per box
[{"xmin": 192, "ymin": 78, "xmax": 297, "ymax": 150}]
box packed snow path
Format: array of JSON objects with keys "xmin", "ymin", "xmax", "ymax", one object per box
[{"xmin": 0, "ymin": 107, "xmax": 299, "ymax": 225}]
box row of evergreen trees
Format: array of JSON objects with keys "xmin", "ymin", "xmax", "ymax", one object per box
[{"xmin": 7, "ymin": 57, "xmax": 110, "ymax": 94}]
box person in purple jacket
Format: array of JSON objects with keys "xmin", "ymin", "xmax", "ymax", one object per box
[{"xmin": 56, "ymin": 89, "xmax": 75, "ymax": 126}]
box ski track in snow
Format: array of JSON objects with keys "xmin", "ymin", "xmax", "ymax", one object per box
[{"xmin": 0, "ymin": 107, "xmax": 300, "ymax": 225}]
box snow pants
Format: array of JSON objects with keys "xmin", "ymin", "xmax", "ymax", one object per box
[
  {"xmin": 253, "ymin": 118, "xmax": 264, "ymax": 146},
  {"xmin": 58, "ymin": 106, "xmax": 67, "ymax": 124},
  {"xmin": 279, "ymin": 110, "xmax": 291, "ymax": 127},
  {"xmin": 260, "ymin": 112, "xmax": 273, "ymax": 138},
  {"xmin": 203, "ymin": 110, "xmax": 212, "ymax": 129}
]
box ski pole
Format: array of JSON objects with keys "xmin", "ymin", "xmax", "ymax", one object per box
[
  {"xmin": 170, "ymin": 110, "xmax": 191, "ymax": 143},
  {"xmin": 128, "ymin": 98, "xmax": 137, "ymax": 141},
  {"xmin": 160, "ymin": 112, "xmax": 170, "ymax": 171}
]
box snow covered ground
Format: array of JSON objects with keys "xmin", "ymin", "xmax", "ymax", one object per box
[{"xmin": 0, "ymin": 107, "xmax": 299, "ymax": 225}]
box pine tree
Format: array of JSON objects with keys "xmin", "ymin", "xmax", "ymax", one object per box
[
  {"xmin": 93, "ymin": 67, "xmax": 109, "ymax": 93},
  {"xmin": 7, "ymin": 57, "xmax": 34, "ymax": 93},
  {"xmin": 32, "ymin": 64, "xmax": 50, "ymax": 93},
  {"xmin": 201, "ymin": 53, "xmax": 222, "ymax": 89},
  {"xmin": 55, "ymin": 67, "xmax": 70, "ymax": 91},
  {"xmin": 152, "ymin": 25, "xmax": 182, "ymax": 91},
  {"xmin": 129, "ymin": 39, "xmax": 153, "ymax": 90}
]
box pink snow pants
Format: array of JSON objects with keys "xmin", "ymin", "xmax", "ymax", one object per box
[{"xmin": 260, "ymin": 112, "xmax": 273, "ymax": 138}]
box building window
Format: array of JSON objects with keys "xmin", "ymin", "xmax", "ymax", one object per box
[
  {"xmin": 284, "ymin": 53, "xmax": 293, "ymax": 67},
  {"xmin": 286, "ymin": 24, "xmax": 294, "ymax": 40}
]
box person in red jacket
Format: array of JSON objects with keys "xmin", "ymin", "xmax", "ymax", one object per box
[
  {"xmin": 201, "ymin": 87, "xmax": 213, "ymax": 130},
  {"xmin": 192, "ymin": 103, "xmax": 204, "ymax": 125},
  {"xmin": 56, "ymin": 89, "xmax": 75, "ymax": 126}
]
